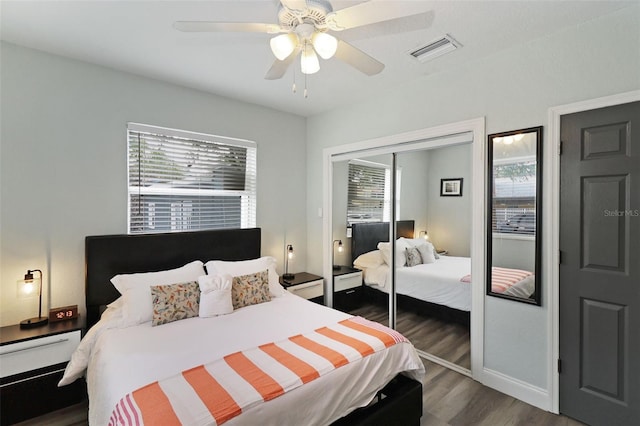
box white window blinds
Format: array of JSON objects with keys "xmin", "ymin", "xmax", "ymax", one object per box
[
  {"xmin": 347, "ymin": 161, "xmax": 389, "ymax": 226},
  {"xmin": 127, "ymin": 123, "xmax": 256, "ymax": 234},
  {"xmin": 491, "ymin": 160, "xmax": 536, "ymax": 236}
]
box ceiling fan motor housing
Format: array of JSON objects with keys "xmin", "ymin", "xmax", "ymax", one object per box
[{"xmin": 278, "ymin": 0, "xmax": 334, "ymax": 31}]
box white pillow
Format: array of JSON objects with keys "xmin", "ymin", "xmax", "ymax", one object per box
[
  {"xmin": 416, "ymin": 243, "xmax": 436, "ymax": 264},
  {"xmin": 205, "ymin": 256, "xmax": 285, "ymax": 297},
  {"xmin": 110, "ymin": 260, "xmax": 205, "ymax": 327},
  {"xmin": 398, "ymin": 237, "xmax": 426, "ymax": 248},
  {"xmin": 353, "ymin": 250, "xmax": 385, "ymax": 270},
  {"xmin": 197, "ymin": 274, "xmax": 233, "ymax": 317},
  {"xmin": 377, "ymin": 239, "xmax": 411, "ymax": 267}
]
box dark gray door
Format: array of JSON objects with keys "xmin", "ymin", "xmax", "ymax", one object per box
[{"xmin": 560, "ymin": 101, "xmax": 640, "ymax": 425}]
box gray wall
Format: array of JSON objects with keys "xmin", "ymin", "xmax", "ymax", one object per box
[
  {"xmin": 492, "ymin": 237, "xmax": 536, "ymax": 271},
  {"xmin": 0, "ymin": 42, "xmax": 307, "ymax": 326},
  {"xmin": 425, "ymin": 144, "xmax": 472, "ymax": 257},
  {"xmin": 306, "ymin": 4, "xmax": 639, "ymax": 392},
  {"xmin": 397, "ymin": 150, "xmax": 430, "ymax": 238}
]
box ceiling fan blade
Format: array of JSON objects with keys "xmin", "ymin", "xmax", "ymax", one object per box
[
  {"xmin": 328, "ymin": 1, "xmax": 431, "ymax": 31},
  {"xmin": 264, "ymin": 47, "xmax": 300, "ymax": 80},
  {"xmin": 334, "ymin": 40, "xmax": 384, "ymax": 76},
  {"xmin": 173, "ymin": 21, "xmax": 283, "ymax": 34},
  {"xmin": 280, "ymin": 0, "xmax": 308, "ymax": 11}
]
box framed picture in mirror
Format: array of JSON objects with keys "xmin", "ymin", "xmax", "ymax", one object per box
[{"xmin": 440, "ymin": 178, "xmax": 463, "ymax": 196}]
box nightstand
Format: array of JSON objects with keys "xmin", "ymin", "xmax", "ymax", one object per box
[
  {"xmin": 280, "ymin": 272, "xmax": 324, "ymax": 304},
  {"xmin": 333, "ymin": 266, "xmax": 363, "ymax": 311},
  {"xmin": 0, "ymin": 318, "xmax": 86, "ymax": 424}
]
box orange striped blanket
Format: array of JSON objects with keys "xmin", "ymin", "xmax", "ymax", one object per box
[
  {"xmin": 108, "ymin": 316, "xmax": 408, "ymax": 426},
  {"xmin": 460, "ymin": 267, "xmax": 533, "ymax": 293}
]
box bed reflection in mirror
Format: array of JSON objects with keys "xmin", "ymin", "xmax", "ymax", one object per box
[
  {"xmin": 338, "ymin": 141, "xmax": 474, "ymax": 371},
  {"xmin": 487, "ymin": 126, "xmax": 542, "ymax": 305}
]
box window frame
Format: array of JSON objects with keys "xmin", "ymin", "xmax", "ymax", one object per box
[{"xmin": 127, "ymin": 122, "xmax": 257, "ymax": 234}]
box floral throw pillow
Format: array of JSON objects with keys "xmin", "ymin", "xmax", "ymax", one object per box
[
  {"xmin": 406, "ymin": 247, "xmax": 423, "ymax": 267},
  {"xmin": 231, "ymin": 269, "xmax": 271, "ymax": 309},
  {"xmin": 151, "ymin": 281, "xmax": 200, "ymax": 326}
]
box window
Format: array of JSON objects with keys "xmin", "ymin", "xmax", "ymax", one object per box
[
  {"xmin": 347, "ymin": 160, "xmax": 399, "ymax": 227},
  {"xmin": 128, "ymin": 123, "xmax": 256, "ymax": 234},
  {"xmin": 491, "ymin": 159, "xmax": 536, "ymax": 236}
]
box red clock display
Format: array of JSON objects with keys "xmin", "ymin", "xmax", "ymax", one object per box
[{"xmin": 49, "ymin": 305, "xmax": 79, "ymax": 322}]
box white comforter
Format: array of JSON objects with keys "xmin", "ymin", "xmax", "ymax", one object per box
[
  {"xmin": 60, "ymin": 292, "xmax": 424, "ymax": 425},
  {"xmin": 363, "ymin": 256, "xmax": 472, "ymax": 311}
]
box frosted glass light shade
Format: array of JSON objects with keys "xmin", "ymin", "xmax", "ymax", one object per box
[
  {"xmin": 270, "ymin": 33, "xmax": 298, "ymax": 60},
  {"xmin": 17, "ymin": 278, "xmax": 38, "ymax": 298},
  {"xmin": 312, "ymin": 32, "xmax": 337, "ymax": 59},
  {"xmin": 301, "ymin": 45, "xmax": 320, "ymax": 74}
]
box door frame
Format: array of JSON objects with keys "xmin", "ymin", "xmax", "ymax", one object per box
[
  {"xmin": 322, "ymin": 117, "xmax": 486, "ymax": 379},
  {"xmin": 548, "ymin": 89, "xmax": 640, "ymax": 413}
]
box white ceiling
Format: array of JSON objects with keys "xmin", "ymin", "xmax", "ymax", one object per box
[{"xmin": 1, "ymin": 1, "xmax": 634, "ymax": 117}]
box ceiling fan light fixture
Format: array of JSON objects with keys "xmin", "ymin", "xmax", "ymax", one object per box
[
  {"xmin": 301, "ymin": 44, "xmax": 320, "ymax": 74},
  {"xmin": 312, "ymin": 32, "xmax": 338, "ymax": 59},
  {"xmin": 270, "ymin": 33, "xmax": 298, "ymax": 60}
]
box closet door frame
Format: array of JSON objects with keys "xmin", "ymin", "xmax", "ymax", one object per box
[{"xmin": 322, "ymin": 117, "xmax": 486, "ymax": 379}]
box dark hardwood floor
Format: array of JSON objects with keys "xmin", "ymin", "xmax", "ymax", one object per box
[
  {"xmin": 348, "ymin": 301, "xmax": 471, "ymax": 369},
  {"xmin": 15, "ymin": 358, "xmax": 583, "ymax": 426}
]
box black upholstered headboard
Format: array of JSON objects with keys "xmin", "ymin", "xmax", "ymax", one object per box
[
  {"xmin": 85, "ymin": 228, "xmax": 261, "ymax": 329},
  {"xmin": 350, "ymin": 220, "xmax": 415, "ymax": 263}
]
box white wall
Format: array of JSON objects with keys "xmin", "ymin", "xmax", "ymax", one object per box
[
  {"xmin": 0, "ymin": 42, "xmax": 307, "ymax": 327},
  {"xmin": 306, "ymin": 3, "xmax": 639, "ymax": 401}
]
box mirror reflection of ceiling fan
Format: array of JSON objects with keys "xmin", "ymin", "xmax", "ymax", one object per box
[{"xmin": 174, "ymin": 0, "xmax": 431, "ymax": 85}]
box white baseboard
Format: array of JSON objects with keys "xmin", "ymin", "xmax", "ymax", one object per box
[{"xmin": 481, "ymin": 367, "xmax": 551, "ymax": 411}]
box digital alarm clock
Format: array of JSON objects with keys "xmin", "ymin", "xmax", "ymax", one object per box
[{"xmin": 49, "ymin": 305, "xmax": 79, "ymax": 322}]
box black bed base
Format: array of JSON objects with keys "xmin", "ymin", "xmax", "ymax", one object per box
[
  {"xmin": 333, "ymin": 374, "xmax": 423, "ymax": 426},
  {"xmin": 362, "ymin": 285, "xmax": 471, "ymax": 328}
]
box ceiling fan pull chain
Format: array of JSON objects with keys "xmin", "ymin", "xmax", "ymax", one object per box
[
  {"xmin": 304, "ymin": 73, "xmax": 308, "ymax": 99},
  {"xmin": 292, "ymin": 64, "xmax": 297, "ymax": 93}
]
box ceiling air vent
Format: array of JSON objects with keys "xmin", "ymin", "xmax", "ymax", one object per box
[{"xmin": 409, "ymin": 34, "xmax": 461, "ymax": 63}]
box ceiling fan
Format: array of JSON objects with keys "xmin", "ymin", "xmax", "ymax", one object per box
[{"xmin": 174, "ymin": 0, "xmax": 431, "ymax": 84}]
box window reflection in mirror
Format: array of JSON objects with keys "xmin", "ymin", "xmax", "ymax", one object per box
[{"xmin": 487, "ymin": 126, "xmax": 542, "ymax": 305}]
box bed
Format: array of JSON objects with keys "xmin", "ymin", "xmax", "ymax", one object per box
[
  {"xmin": 351, "ymin": 222, "xmax": 534, "ymax": 326},
  {"xmin": 61, "ymin": 228, "xmax": 424, "ymax": 425}
]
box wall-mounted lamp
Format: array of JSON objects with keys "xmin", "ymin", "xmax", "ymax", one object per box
[
  {"xmin": 333, "ymin": 239, "xmax": 344, "ymax": 270},
  {"xmin": 419, "ymin": 230, "xmax": 429, "ymax": 240},
  {"xmin": 17, "ymin": 269, "xmax": 48, "ymax": 329},
  {"xmin": 283, "ymin": 244, "xmax": 295, "ymax": 280}
]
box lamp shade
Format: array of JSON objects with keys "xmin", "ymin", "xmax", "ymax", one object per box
[
  {"xmin": 301, "ymin": 44, "xmax": 320, "ymax": 75},
  {"xmin": 270, "ymin": 33, "xmax": 298, "ymax": 60},
  {"xmin": 312, "ymin": 32, "xmax": 338, "ymax": 59},
  {"xmin": 17, "ymin": 278, "xmax": 37, "ymax": 298}
]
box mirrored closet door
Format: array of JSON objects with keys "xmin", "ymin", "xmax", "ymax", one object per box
[
  {"xmin": 328, "ymin": 135, "xmax": 474, "ymax": 373},
  {"xmin": 393, "ymin": 145, "xmax": 472, "ymax": 371}
]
